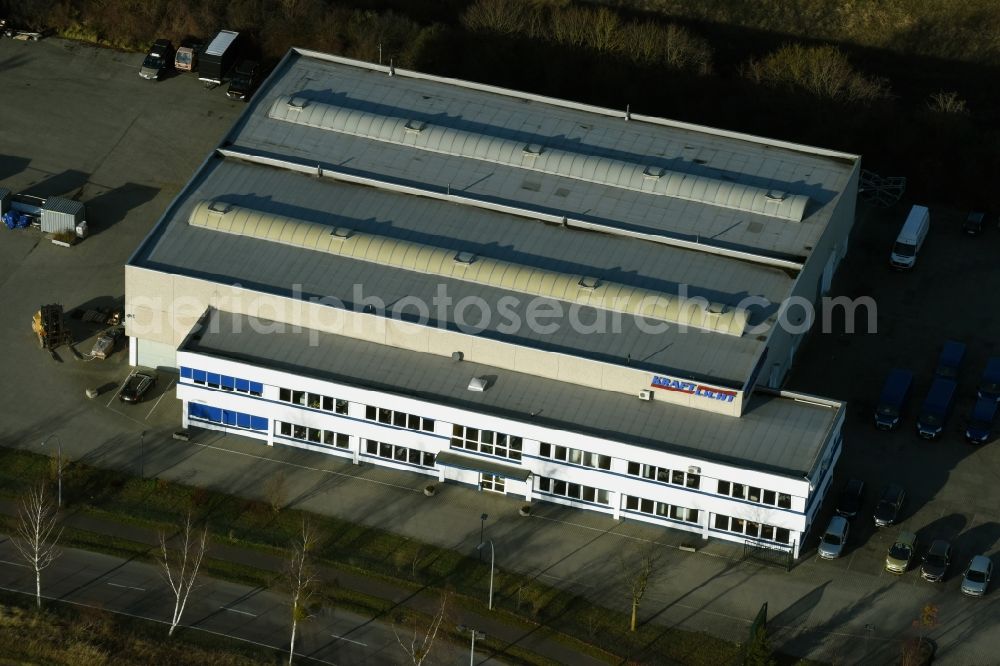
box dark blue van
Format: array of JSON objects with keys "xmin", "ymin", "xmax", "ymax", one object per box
[
  {"xmin": 935, "ymin": 340, "xmax": 966, "ymax": 380},
  {"xmin": 965, "ymin": 396, "xmax": 998, "ymax": 444},
  {"xmin": 874, "ymin": 368, "xmax": 913, "ymax": 430},
  {"xmin": 978, "ymin": 357, "xmax": 1000, "ymax": 402},
  {"xmin": 917, "ymin": 377, "xmax": 957, "ymax": 440}
]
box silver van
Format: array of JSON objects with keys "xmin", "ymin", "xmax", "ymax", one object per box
[{"xmin": 890, "ymin": 205, "xmax": 930, "ymax": 269}]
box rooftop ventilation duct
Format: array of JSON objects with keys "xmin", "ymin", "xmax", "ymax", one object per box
[
  {"xmin": 188, "ymin": 200, "xmax": 749, "ymax": 336},
  {"xmin": 268, "ymin": 95, "xmax": 809, "ymax": 222},
  {"xmin": 468, "ymin": 376, "xmax": 488, "ymax": 392}
]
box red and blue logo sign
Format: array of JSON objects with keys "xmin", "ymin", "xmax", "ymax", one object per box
[{"xmin": 651, "ymin": 375, "xmax": 737, "ymax": 403}]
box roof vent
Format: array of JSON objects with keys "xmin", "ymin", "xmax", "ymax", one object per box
[
  {"xmin": 706, "ymin": 302, "xmax": 726, "ymax": 316},
  {"xmin": 454, "ymin": 251, "xmax": 476, "ymax": 265},
  {"xmin": 330, "ymin": 227, "xmax": 353, "ymax": 240},
  {"xmin": 522, "ymin": 143, "xmax": 544, "ymax": 156},
  {"xmin": 404, "ymin": 120, "xmax": 426, "ymax": 134},
  {"xmin": 286, "ymin": 97, "xmax": 308, "ymax": 111},
  {"xmin": 638, "ymin": 389, "xmax": 653, "ymax": 401},
  {"xmin": 451, "ymin": 351, "xmax": 464, "ymax": 362},
  {"xmin": 468, "ymin": 376, "xmax": 488, "ymax": 392},
  {"xmin": 765, "ymin": 190, "xmax": 787, "ymax": 201},
  {"xmin": 642, "ymin": 166, "xmax": 664, "ymax": 180},
  {"xmin": 206, "ymin": 201, "xmax": 232, "ymax": 215},
  {"xmin": 578, "ymin": 276, "xmax": 600, "ymax": 291}
]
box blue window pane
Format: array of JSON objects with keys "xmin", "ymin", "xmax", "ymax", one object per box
[
  {"xmin": 235, "ymin": 378, "xmax": 250, "ymax": 392},
  {"xmin": 251, "ymin": 416, "xmax": 267, "ymax": 431},
  {"xmin": 180, "ymin": 367, "xmax": 192, "ymax": 379},
  {"xmin": 204, "ymin": 406, "xmax": 222, "ymax": 423},
  {"xmin": 236, "ymin": 412, "xmax": 251, "ymax": 428},
  {"xmin": 192, "ymin": 369, "xmax": 206, "ymax": 383},
  {"xmin": 188, "ymin": 403, "xmax": 204, "ymax": 419},
  {"xmin": 207, "ymin": 373, "xmax": 220, "ymax": 386},
  {"xmin": 249, "ymin": 381, "xmax": 263, "ymax": 394},
  {"xmin": 221, "ymin": 375, "xmax": 235, "ymax": 389},
  {"xmin": 222, "ymin": 410, "xmax": 237, "ymax": 426}
]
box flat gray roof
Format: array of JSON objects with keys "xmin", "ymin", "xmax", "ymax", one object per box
[
  {"xmin": 183, "ymin": 311, "xmax": 842, "ymax": 477},
  {"xmin": 232, "ymin": 51, "xmax": 856, "ymax": 261},
  {"xmin": 135, "ymin": 158, "xmax": 788, "ymax": 384},
  {"xmin": 131, "ymin": 48, "xmax": 858, "ymax": 387}
]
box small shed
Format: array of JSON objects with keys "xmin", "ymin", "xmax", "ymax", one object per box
[{"xmin": 41, "ymin": 197, "xmax": 85, "ymax": 234}]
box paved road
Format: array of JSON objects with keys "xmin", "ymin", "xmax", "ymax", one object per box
[
  {"xmin": 2, "ymin": 36, "xmax": 1000, "ymax": 666},
  {"xmin": 0, "ymin": 533, "xmax": 485, "ymax": 665}
]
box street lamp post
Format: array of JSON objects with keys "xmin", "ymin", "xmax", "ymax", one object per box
[
  {"xmin": 478, "ymin": 513, "xmax": 487, "ymax": 560},
  {"xmin": 40, "ymin": 434, "xmax": 63, "ymax": 507},
  {"xmin": 458, "ymin": 625, "xmax": 485, "ymax": 666},
  {"xmin": 476, "ymin": 540, "xmax": 495, "ymax": 610}
]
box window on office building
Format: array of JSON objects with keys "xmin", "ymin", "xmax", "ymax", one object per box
[
  {"xmin": 363, "ymin": 440, "xmax": 435, "ymax": 467},
  {"xmin": 624, "ymin": 496, "xmax": 699, "ymax": 523},
  {"xmin": 717, "ymin": 480, "xmax": 791, "ymax": 509},
  {"xmin": 539, "ymin": 443, "xmax": 610, "ymax": 470},
  {"xmin": 363, "ymin": 405, "xmax": 435, "ymax": 432},
  {"xmin": 279, "ymin": 388, "xmax": 349, "ymax": 415},
  {"xmin": 451, "ymin": 425, "xmax": 522, "ymax": 461},
  {"xmin": 536, "ymin": 476, "xmax": 609, "ymax": 504},
  {"xmin": 183, "ymin": 368, "xmax": 263, "ymax": 397},
  {"xmin": 625, "ymin": 461, "xmax": 700, "ymax": 489},
  {"xmin": 713, "ymin": 513, "xmax": 791, "ymax": 544},
  {"xmin": 276, "ymin": 421, "xmax": 350, "ymax": 449},
  {"xmin": 481, "ymin": 474, "xmax": 505, "ymax": 493}
]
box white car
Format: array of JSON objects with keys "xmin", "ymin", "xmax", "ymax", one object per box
[
  {"xmin": 961, "ymin": 555, "xmax": 993, "ymax": 597},
  {"xmin": 817, "ymin": 515, "xmax": 849, "ymax": 560}
]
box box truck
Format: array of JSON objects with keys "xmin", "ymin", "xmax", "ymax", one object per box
[
  {"xmin": 890, "ymin": 205, "xmax": 930, "ymax": 269},
  {"xmin": 199, "ymin": 30, "xmax": 240, "ymax": 86}
]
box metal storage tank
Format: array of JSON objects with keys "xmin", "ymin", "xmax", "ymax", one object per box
[{"xmin": 41, "ymin": 197, "xmax": 85, "ymax": 234}]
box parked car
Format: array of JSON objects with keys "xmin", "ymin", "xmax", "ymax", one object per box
[
  {"xmin": 963, "ymin": 211, "xmax": 985, "ymax": 235},
  {"xmin": 874, "ymin": 368, "xmax": 912, "ymax": 430},
  {"xmin": 921, "ymin": 540, "xmax": 953, "ymax": 582},
  {"xmin": 965, "ymin": 396, "xmax": 998, "ymax": 444},
  {"xmin": 961, "ymin": 555, "xmax": 993, "ymax": 597},
  {"xmin": 818, "ymin": 515, "xmax": 850, "ymax": 560},
  {"xmin": 835, "ymin": 478, "xmax": 865, "ymax": 519},
  {"xmin": 874, "ymin": 484, "xmax": 906, "ymax": 527},
  {"xmin": 119, "ymin": 371, "xmax": 157, "ymax": 403},
  {"xmin": 885, "ymin": 531, "xmax": 918, "ymax": 574},
  {"xmin": 139, "ymin": 39, "xmax": 174, "ymax": 80},
  {"xmin": 916, "ymin": 377, "xmax": 957, "ymax": 440},
  {"xmin": 890, "ymin": 205, "xmax": 930, "ymax": 269},
  {"xmin": 175, "ymin": 39, "xmax": 202, "ymax": 72},
  {"xmin": 227, "ymin": 60, "xmax": 260, "ymax": 101},
  {"xmin": 978, "ymin": 357, "xmax": 1000, "ymax": 402},
  {"xmin": 935, "ymin": 340, "xmax": 966, "ymax": 380}
]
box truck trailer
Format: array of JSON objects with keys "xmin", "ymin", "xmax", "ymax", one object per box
[{"xmin": 199, "ymin": 30, "xmax": 240, "ymax": 86}]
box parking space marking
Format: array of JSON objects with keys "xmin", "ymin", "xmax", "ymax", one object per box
[
  {"xmin": 0, "ymin": 560, "xmax": 27, "ymax": 568},
  {"xmin": 106, "ymin": 372, "xmax": 134, "ymax": 408},
  {"xmin": 107, "ymin": 582, "xmax": 146, "ymax": 592},
  {"xmin": 222, "ymin": 606, "xmax": 257, "ymax": 617},
  {"xmin": 145, "ymin": 380, "xmax": 174, "ymax": 420},
  {"xmin": 331, "ymin": 634, "xmax": 367, "ymax": 647}
]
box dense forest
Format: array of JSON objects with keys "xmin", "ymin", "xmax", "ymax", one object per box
[{"xmin": 4, "ymin": 0, "xmax": 998, "ymax": 211}]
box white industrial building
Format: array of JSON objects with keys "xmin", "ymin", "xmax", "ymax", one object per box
[{"xmin": 126, "ymin": 49, "xmax": 859, "ymax": 557}]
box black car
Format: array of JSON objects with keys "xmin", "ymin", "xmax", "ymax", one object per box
[
  {"xmin": 921, "ymin": 539, "xmax": 953, "ymax": 582},
  {"xmin": 963, "ymin": 211, "xmax": 985, "ymax": 235},
  {"xmin": 139, "ymin": 39, "xmax": 174, "ymax": 81},
  {"xmin": 835, "ymin": 478, "xmax": 865, "ymax": 519},
  {"xmin": 227, "ymin": 60, "xmax": 260, "ymax": 101},
  {"xmin": 119, "ymin": 372, "xmax": 157, "ymax": 403},
  {"xmin": 873, "ymin": 484, "xmax": 906, "ymax": 527}
]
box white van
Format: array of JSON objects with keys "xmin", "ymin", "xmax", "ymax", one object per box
[{"xmin": 890, "ymin": 205, "xmax": 930, "ymax": 269}]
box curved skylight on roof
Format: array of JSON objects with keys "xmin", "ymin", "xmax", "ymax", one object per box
[
  {"xmin": 188, "ymin": 200, "xmax": 748, "ymax": 336},
  {"xmin": 267, "ymin": 96, "xmax": 809, "ymax": 222}
]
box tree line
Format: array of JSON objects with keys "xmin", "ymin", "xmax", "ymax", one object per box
[{"xmin": 4, "ymin": 0, "xmax": 997, "ymax": 210}]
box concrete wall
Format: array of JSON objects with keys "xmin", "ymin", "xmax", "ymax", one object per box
[{"xmin": 126, "ymin": 265, "xmax": 745, "ymax": 416}]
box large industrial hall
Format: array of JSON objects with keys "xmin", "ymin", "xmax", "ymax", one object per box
[{"xmin": 125, "ymin": 48, "xmax": 860, "ymax": 557}]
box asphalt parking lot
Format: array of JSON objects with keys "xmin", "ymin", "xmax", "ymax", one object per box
[{"xmin": 2, "ymin": 36, "xmax": 1000, "ymax": 665}]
